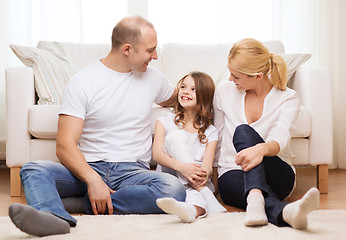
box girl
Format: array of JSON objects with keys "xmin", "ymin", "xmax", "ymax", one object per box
[
  {"xmin": 153, "ymin": 71, "xmax": 226, "ymax": 223},
  {"xmin": 214, "ymin": 38, "xmax": 319, "ymax": 229}
]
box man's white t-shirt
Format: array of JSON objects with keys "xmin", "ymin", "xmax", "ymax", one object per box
[{"xmin": 59, "ymin": 60, "xmax": 174, "ymax": 167}]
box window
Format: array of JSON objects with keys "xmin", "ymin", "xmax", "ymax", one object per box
[{"xmin": 148, "ymin": 0, "xmax": 273, "ymax": 45}]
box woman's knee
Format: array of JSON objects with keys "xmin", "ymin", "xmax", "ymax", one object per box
[{"xmin": 233, "ymin": 124, "xmax": 264, "ymax": 152}]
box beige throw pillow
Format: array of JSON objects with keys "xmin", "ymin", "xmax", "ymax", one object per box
[{"xmin": 10, "ymin": 43, "xmax": 76, "ymax": 104}]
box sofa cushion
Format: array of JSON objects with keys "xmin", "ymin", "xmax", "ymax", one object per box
[
  {"xmin": 161, "ymin": 43, "xmax": 233, "ymax": 85},
  {"xmin": 10, "ymin": 43, "xmax": 76, "ymax": 104},
  {"xmin": 293, "ymin": 105, "xmax": 312, "ymax": 138},
  {"xmin": 28, "ymin": 105, "xmax": 60, "ymax": 139},
  {"xmin": 28, "ymin": 104, "xmax": 171, "ymax": 139},
  {"xmin": 30, "ymin": 139, "xmax": 60, "ymax": 162}
]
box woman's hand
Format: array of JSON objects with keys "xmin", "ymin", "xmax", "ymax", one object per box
[
  {"xmin": 235, "ymin": 141, "xmax": 280, "ymax": 172},
  {"xmin": 235, "ymin": 144, "xmax": 265, "ymax": 172}
]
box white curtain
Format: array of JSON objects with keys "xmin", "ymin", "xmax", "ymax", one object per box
[
  {"xmin": 148, "ymin": 0, "xmax": 273, "ymax": 45},
  {"xmin": 274, "ymin": 0, "xmax": 346, "ymax": 168},
  {"xmin": 1, "ymin": 0, "xmax": 345, "ymax": 168},
  {"xmin": 0, "ymin": 0, "xmax": 127, "ymax": 160}
]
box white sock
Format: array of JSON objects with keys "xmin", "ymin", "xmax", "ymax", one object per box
[
  {"xmin": 282, "ymin": 187, "xmax": 320, "ymax": 229},
  {"xmin": 156, "ymin": 198, "xmax": 197, "ymax": 223},
  {"xmin": 244, "ymin": 191, "xmax": 268, "ymax": 226},
  {"xmin": 200, "ymin": 187, "xmax": 227, "ymax": 213}
]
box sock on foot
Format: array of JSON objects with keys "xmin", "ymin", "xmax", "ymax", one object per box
[
  {"xmin": 200, "ymin": 187, "xmax": 227, "ymax": 213},
  {"xmin": 282, "ymin": 187, "xmax": 320, "ymax": 229},
  {"xmin": 9, "ymin": 203, "xmax": 70, "ymax": 237},
  {"xmin": 244, "ymin": 191, "xmax": 268, "ymax": 226},
  {"xmin": 156, "ymin": 198, "xmax": 196, "ymax": 223}
]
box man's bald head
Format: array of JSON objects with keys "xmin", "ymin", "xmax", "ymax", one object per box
[{"xmin": 111, "ymin": 15, "xmax": 154, "ymax": 50}]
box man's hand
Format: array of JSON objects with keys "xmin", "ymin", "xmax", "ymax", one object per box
[{"xmin": 87, "ymin": 175, "xmax": 115, "ymax": 215}]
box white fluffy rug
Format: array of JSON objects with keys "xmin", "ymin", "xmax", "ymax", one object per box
[{"xmin": 1, "ymin": 210, "xmax": 346, "ymax": 240}]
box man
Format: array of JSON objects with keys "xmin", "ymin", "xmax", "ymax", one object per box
[{"xmin": 9, "ymin": 16, "xmax": 186, "ymax": 237}]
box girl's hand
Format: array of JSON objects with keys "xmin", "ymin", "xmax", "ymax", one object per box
[
  {"xmin": 190, "ymin": 166, "xmax": 210, "ymax": 190},
  {"xmin": 178, "ymin": 162, "xmax": 207, "ymax": 185},
  {"xmin": 235, "ymin": 144, "xmax": 265, "ymax": 172}
]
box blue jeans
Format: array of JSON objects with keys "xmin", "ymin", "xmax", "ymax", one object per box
[
  {"xmin": 218, "ymin": 124, "xmax": 295, "ymax": 227},
  {"xmin": 20, "ymin": 160, "xmax": 186, "ymax": 226}
]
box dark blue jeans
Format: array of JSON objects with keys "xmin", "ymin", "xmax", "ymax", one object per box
[{"xmin": 218, "ymin": 124, "xmax": 295, "ymax": 227}]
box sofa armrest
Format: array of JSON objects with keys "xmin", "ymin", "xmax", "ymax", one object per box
[
  {"xmin": 289, "ymin": 67, "xmax": 333, "ymax": 165},
  {"xmin": 5, "ymin": 67, "xmax": 35, "ymax": 167}
]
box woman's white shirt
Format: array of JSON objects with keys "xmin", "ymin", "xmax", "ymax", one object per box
[{"xmin": 213, "ymin": 81, "xmax": 300, "ymax": 177}]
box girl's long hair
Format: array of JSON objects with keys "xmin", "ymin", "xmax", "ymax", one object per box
[{"xmin": 173, "ymin": 72, "xmax": 215, "ymax": 144}]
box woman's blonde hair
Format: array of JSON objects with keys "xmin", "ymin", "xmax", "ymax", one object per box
[
  {"xmin": 228, "ymin": 38, "xmax": 287, "ymax": 90},
  {"xmin": 173, "ymin": 72, "xmax": 215, "ymax": 144}
]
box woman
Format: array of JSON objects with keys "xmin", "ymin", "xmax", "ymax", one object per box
[{"xmin": 214, "ymin": 38, "xmax": 319, "ymax": 229}]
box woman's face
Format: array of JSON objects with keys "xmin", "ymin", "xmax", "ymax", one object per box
[
  {"xmin": 178, "ymin": 76, "xmax": 197, "ymax": 110},
  {"xmin": 228, "ymin": 66, "xmax": 256, "ymax": 91}
]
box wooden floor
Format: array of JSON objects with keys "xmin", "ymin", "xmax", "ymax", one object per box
[{"xmin": 0, "ymin": 163, "xmax": 345, "ymax": 215}]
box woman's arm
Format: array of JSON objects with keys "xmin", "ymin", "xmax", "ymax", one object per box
[
  {"xmin": 213, "ymin": 91, "xmax": 225, "ymax": 165},
  {"xmin": 152, "ymin": 121, "xmax": 205, "ymax": 185},
  {"xmin": 235, "ymin": 140, "xmax": 279, "ymax": 172}
]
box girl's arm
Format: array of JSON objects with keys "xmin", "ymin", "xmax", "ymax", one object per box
[
  {"xmin": 193, "ymin": 140, "xmax": 217, "ymax": 189},
  {"xmin": 152, "ymin": 121, "xmax": 205, "ymax": 185}
]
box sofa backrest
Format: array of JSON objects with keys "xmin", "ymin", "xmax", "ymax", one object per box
[
  {"xmin": 156, "ymin": 41, "xmax": 284, "ymax": 86},
  {"xmin": 56, "ymin": 40, "xmax": 284, "ymax": 86}
]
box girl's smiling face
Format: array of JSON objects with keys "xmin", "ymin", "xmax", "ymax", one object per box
[{"xmin": 178, "ymin": 76, "xmax": 197, "ymax": 109}]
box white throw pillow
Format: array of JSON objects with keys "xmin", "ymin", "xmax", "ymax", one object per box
[
  {"xmin": 280, "ymin": 53, "xmax": 312, "ymax": 80},
  {"xmin": 216, "ymin": 53, "xmax": 311, "ymax": 86},
  {"xmin": 10, "ymin": 43, "xmax": 76, "ymax": 105}
]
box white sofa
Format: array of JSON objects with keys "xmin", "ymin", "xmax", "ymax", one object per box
[{"xmin": 5, "ymin": 41, "xmax": 333, "ymax": 196}]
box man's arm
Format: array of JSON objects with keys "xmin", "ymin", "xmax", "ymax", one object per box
[
  {"xmin": 56, "ymin": 114, "xmax": 114, "ymax": 215},
  {"xmin": 157, "ymin": 88, "xmax": 177, "ymax": 108}
]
